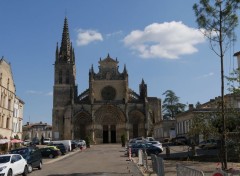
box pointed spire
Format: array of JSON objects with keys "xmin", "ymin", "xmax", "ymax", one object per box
[
  {"xmin": 55, "ymin": 42, "xmax": 59, "ymax": 62},
  {"xmin": 59, "ymin": 17, "xmax": 71, "ymax": 62},
  {"xmin": 107, "ymin": 53, "xmax": 110, "ymax": 58},
  {"xmin": 141, "ymin": 78, "xmax": 145, "ymax": 84}
]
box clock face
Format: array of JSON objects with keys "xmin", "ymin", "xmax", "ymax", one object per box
[{"xmin": 101, "ymin": 86, "xmax": 116, "ymax": 100}]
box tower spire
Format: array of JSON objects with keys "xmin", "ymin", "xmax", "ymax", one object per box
[{"xmin": 59, "ymin": 17, "xmax": 71, "ymax": 62}]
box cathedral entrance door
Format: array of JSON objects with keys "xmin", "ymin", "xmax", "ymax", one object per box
[
  {"xmin": 110, "ymin": 125, "xmax": 116, "ymax": 143},
  {"xmin": 103, "ymin": 125, "xmax": 108, "ymax": 143},
  {"xmin": 133, "ymin": 124, "xmax": 139, "ymax": 138},
  {"xmin": 102, "ymin": 125, "xmax": 116, "ymax": 143}
]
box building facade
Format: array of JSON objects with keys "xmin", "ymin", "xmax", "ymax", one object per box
[
  {"xmin": 0, "ymin": 58, "xmax": 24, "ymax": 140},
  {"xmin": 22, "ymin": 121, "xmax": 52, "ymax": 141},
  {"xmin": 175, "ymin": 94, "xmax": 240, "ymax": 143},
  {"xmin": 52, "ymin": 18, "xmax": 162, "ymax": 143}
]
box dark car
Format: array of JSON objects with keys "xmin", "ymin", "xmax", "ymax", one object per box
[
  {"xmin": 10, "ymin": 147, "xmax": 42, "ymax": 173},
  {"xmin": 39, "ymin": 147, "xmax": 60, "ymax": 158},
  {"xmin": 48, "ymin": 143, "xmax": 67, "ymax": 155},
  {"xmin": 128, "ymin": 143, "xmax": 163, "ymax": 157},
  {"xmin": 32, "ymin": 137, "xmax": 40, "ymax": 145},
  {"xmin": 172, "ymin": 136, "xmax": 188, "ymax": 145}
]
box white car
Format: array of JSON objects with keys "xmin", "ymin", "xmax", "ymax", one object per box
[
  {"xmin": 43, "ymin": 138, "xmax": 51, "ymax": 145},
  {"xmin": 0, "ymin": 154, "xmax": 28, "ymax": 176},
  {"xmin": 147, "ymin": 141, "xmax": 164, "ymax": 152}
]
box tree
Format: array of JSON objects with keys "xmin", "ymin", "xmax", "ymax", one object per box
[
  {"xmin": 162, "ymin": 90, "xmax": 186, "ymax": 119},
  {"xmin": 193, "ymin": 0, "xmax": 240, "ymax": 170}
]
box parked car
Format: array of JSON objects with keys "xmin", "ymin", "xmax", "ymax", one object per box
[
  {"xmin": 145, "ymin": 137, "xmax": 155, "ymax": 141},
  {"xmin": 71, "ymin": 141, "xmax": 77, "ymax": 150},
  {"xmin": 72, "ymin": 139, "xmax": 86, "ymax": 149},
  {"xmin": 135, "ymin": 137, "xmax": 145, "ymax": 143},
  {"xmin": 145, "ymin": 143, "xmax": 164, "ymax": 155},
  {"xmin": 32, "ymin": 137, "xmax": 40, "ymax": 145},
  {"xmin": 198, "ymin": 139, "xmax": 218, "ymax": 149},
  {"xmin": 172, "ymin": 136, "xmax": 188, "ymax": 145},
  {"xmin": 48, "ymin": 143, "xmax": 67, "ymax": 155},
  {"xmin": 22, "ymin": 140, "xmax": 31, "ymax": 146},
  {"xmin": 146, "ymin": 141, "xmax": 164, "ymax": 152},
  {"xmin": 43, "ymin": 138, "xmax": 51, "ymax": 145},
  {"xmin": 126, "ymin": 138, "xmax": 137, "ymax": 149},
  {"xmin": 39, "ymin": 147, "xmax": 60, "ymax": 158},
  {"xmin": 10, "ymin": 147, "xmax": 42, "ymax": 173},
  {"xmin": 127, "ymin": 142, "xmax": 163, "ymax": 157},
  {"xmin": 0, "ymin": 154, "xmax": 28, "ymax": 176}
]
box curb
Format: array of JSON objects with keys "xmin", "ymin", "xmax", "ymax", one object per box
[{"xmin": 43, "ymin": 149, "xmax": 81, "ymax": 164}]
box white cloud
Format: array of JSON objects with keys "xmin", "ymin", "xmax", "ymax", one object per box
[
  {"xmin": 76, "ymin": 29, "xmax": 103, "ymax": 46},
  {"xmin": 123, "ymin": 21, "xmax": 205, "ymax": 59},
  {"xmin": 45, "ymin": 92, "xmax": 53, "ymax": 96},
  {"xmin": 106, "ymin": 31, "xmax": 123, "ymax": 38},
  {"xmin": 26, "ymin": 90, "xmax": 43, "ymax": 94},
  {"xmin": 26, "ymin": 90, "xmax": 53, "ymax": 96},
  {"xmin": 196, "ymin": 72, "xmax": 214, "ymax": 79}
]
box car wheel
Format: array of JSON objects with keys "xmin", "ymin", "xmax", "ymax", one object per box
[
  {"xmin": 38, "ymin": 162, "xmax": 42, "ymax": 170},
  {"xmin": 22, "ymin": 166, "xmax": 28, "ymax": 176},
  {"xmin": 49, "ymin": 154, "xmax": 54, "ymax": 158},
  {"xmin": 7, "ymin": 169, "xmax": 12, "ymax": 176},
  {"xmin": 28, "ymin": 164, "xmax": 33, "ymax": 173}
]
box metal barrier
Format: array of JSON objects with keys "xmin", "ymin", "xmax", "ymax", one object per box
[
  {"xmin": 176, "ymin": 164, "xmax": 204, "ymax": 176},
  {"xmin": 151, "ymin": 154, "xmax": 165, "ymax": 176}
]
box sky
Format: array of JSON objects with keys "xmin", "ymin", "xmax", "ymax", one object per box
[{"xmin": 1, "ymin": 1, "xmax": 240, "ymax": 125}]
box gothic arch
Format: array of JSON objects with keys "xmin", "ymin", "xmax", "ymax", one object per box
[
  {"xmin": 128, "ymin": 110, "xmax": 145, "ymax": 123},
  {"xmin": 94, "ymin": 105, "xmax": 126, "ymax": 143},
  {"xmin": 128, "ymin": 110, "xmax": 145, "ymax": 138},
  {"xmin": 94, "ymin": 105, "xmax": 125, "ymax": 124},
  {"xmin": 73, "ymin": 110, "xmax": 92, "ymax": 139}
]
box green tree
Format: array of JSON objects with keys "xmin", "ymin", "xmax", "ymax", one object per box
[
  {"xmin": 162, "ymin": 90, "xmax": 186, "ymax": 119},
  {"xmin": 193, "ymin": 0, "xmax": 240, "ymax": 170}
]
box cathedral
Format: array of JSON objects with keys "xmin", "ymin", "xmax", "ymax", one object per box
[{"xmin": 52, "ymin": 18, "xmax": 162, "ymax": 144}]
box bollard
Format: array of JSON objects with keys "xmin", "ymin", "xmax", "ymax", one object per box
[
  {"xmin": 166, "ymin": 146, "xmax": 170, "ymax": 157},
  {"xmin": 128, "ymin": 148, "xmax": 132, "ymax": 161}
]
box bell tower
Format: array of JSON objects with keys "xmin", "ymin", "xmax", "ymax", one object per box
[{"xmin": 52, "ymin": 17, "xmax": 77, "ymax": 140}]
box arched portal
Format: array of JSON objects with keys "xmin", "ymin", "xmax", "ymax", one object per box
[
  {"xmin": 129, "ymin": 110, "xmax": 145, "ymax": 138},
  {"xmin": 94, "ymin": 105, "xmax": 125, "ymax": 143},
  {"xmin": 73, "ymin": 111, "xmax": 92, "ymax": 140}
]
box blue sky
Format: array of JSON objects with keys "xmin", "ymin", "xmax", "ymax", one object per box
[{"xmin": 1, "ymin": 1, "xmax": 239, "ymax": 125}]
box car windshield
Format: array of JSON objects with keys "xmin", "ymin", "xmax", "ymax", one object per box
[
  {"xmin": 10, "ymin": 148, "xmax": 28, "ymax": 158},
  {"xmin": 0, "ymin": 156, "xmax": 10, "ymax": 163}
]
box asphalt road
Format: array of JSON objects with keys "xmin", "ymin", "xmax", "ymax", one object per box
[{"xmin": 28, "ymin": 144, "xmax": 143, "ymax": 176}]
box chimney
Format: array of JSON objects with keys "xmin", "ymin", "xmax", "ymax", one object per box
[{"xmin": 189, "ymin": 104, "xmax": 194, "ymax": 110}]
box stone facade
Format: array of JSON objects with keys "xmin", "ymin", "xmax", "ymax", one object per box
[
  {"xmin": 22, "ymin": 121, "xmax": 52, "ymax": 141},
  {"xmin": 175, "ymin": 94, "xmax": 240, "ymax": 143},
  {"xmin": 52, "ymin": 18, "xmax": 162, "ymax": 143},
  {"xmin": 0, "ymin": 58, "xmax": 24, "ymax": 140}
]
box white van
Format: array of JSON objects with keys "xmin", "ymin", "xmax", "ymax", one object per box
[{"xmin": 51, "ymin": 140, "xmax": 71, "ymax": 151}]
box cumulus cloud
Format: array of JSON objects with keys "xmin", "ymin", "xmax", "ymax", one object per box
[
  {"xmin": 123, "ymin": 21, "xmax": 205, "ymax": 59},
  {"xmin": 76, "ymin": 29, "xmax": 103, "ymax": 46}
]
